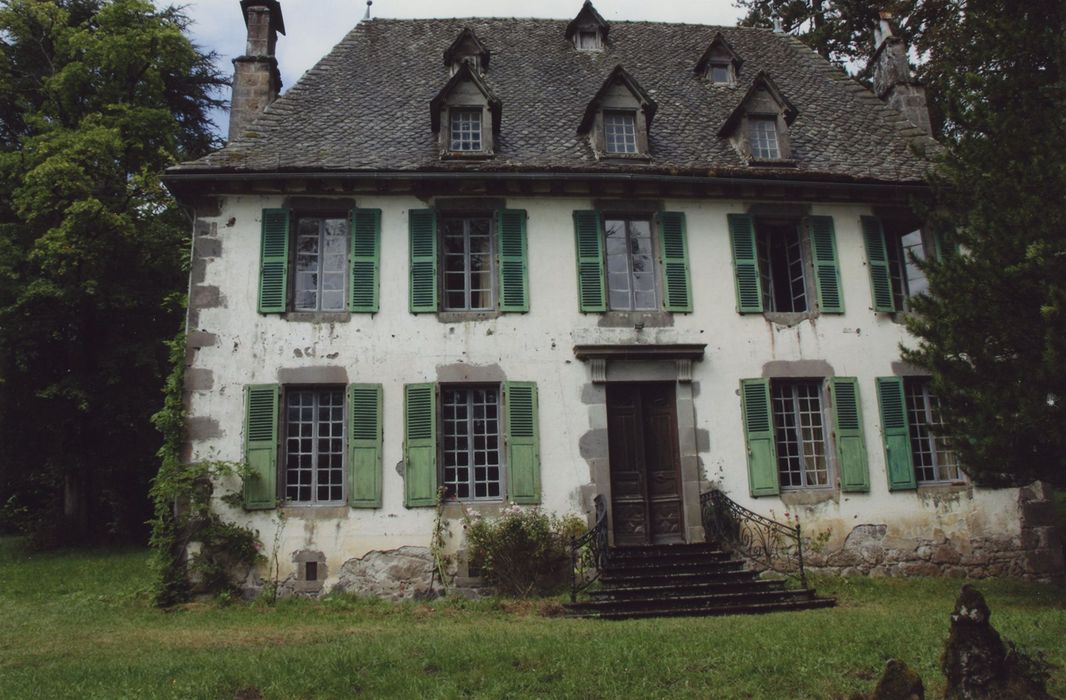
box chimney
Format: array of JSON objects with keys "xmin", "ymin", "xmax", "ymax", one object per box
[
  {"xmin": 229, "ymin": 0, "xmax": 285, "ymax": 142},
  {"xmin": 872, "ymin": 11, "xmax": 932, "ymax": 135}
]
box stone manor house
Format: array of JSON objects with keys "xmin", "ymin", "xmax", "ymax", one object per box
[{"xmin": 163, "ymin": 0, "xmax": 1063, "ymax": 597}]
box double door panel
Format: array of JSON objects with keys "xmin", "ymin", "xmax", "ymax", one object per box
[{"xmin": 607, "ymin": 383, "xmax": 684, "ymax": 546}]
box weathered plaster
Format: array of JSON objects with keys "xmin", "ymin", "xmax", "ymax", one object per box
[
  {"xmin": 276, "ymin": 366, "xmax": 349, "ymax": 384},
  {"xmin": 761, "ymin": 359, "xmax": 835, "ymax": 378}
]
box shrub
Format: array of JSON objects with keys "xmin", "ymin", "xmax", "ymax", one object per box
[{"xmin": 464, "ymin": 505, "xmax": 587, "ymax": 597}]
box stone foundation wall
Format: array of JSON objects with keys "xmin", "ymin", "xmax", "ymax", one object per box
[{"xmin": 804, "ymin": 483, "xmax": 1064, "ymax": 582}]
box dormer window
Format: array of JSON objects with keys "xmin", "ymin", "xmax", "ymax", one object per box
[
  {"xmin": 450, "ymin": 109, "xmax": 483, "ymax": 152},
  {"xmin": 430, "ymin": 62, "xmax": 501, "ymax": 159},
  {"xmin": 604, "ymin": 111, "xmax": 637, "ymax": 154},
  {"xmin": 749, "ymin": 116, "xmax": 781, "ymax": 160},
  {"xmin": 717, "ymin": 72, "xmax": 798, "ymax": 165},
  {"xmin": 695, "ymin": 32, "xmax": 742, "ymax": 86},
  {"xmin": 567, "ymin": 1, "xmax": 609, "ymax": 52},
  {"xmin": 443, "ymin": 28, "xmax": 490, "ymax": 76},
  {"xmin": 578, "ymin": 65, "xmax": 657, "ymax": 159}
]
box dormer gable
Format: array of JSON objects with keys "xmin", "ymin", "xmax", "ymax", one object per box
[
  {"xmin": 430, "ymin": 61, "xmax": 502, "ymax": 158},
  {"xmin": 566, "ymin": 1, "xmax": 609, "ymax": 51},
  {"xmin": 443, "ymin": 27, "xmax": 490, "ymax": 75},
  {"xmin": 718, "ymin": 72, "xmax": 798, "ymax": 164},
  {"xmin": 694, "ymin": 32, "xmax": 743, "ymax": 85},
  {"xmin": 578, "ymin": 65, "xmax": 657, "ymax": 158}
]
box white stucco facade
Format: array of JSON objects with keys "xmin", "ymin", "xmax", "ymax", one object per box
[{"xmin": 184, "ymin": 192, "xmax": 1041, "ymax": 590}]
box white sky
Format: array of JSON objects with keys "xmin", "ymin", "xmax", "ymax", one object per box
[{"xmin": 166, "ymin": 1, "xmax": 745, "ymax": 134}]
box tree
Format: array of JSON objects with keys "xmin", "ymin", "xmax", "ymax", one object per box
[
  {"xmin": 0, "ymin": 0, "xmax": 226, "ymax": 543},
  {"xmin": 902, "ymin": 0, "xmax": 1066, "ymax": 487}
]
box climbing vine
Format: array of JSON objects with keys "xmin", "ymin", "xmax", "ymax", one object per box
[{"xmin": 148, "ymin": 332, "xmax": 263, "ymax": 607}]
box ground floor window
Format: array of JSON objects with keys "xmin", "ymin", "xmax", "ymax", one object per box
[
  {"xmin": 905, "ymin": 378, "xmax": 961, "ymax": 483},
  {"xmin": 442, "ymin": 385, "xmax": 502, "ymax": 500},
  {"xmin": 284, "ymin": 388, "xmax": 345, "ymax": 503},
  {"xmin": 771, "ymin": 380, "xmax": 831, "ymax": 488}
]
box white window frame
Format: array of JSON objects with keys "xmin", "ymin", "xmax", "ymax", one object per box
[
  {"xmin": 294, "ymin": 216, "xmax": 348, "ymax": 312},
  {"xmin": 756, "ymin": 220, "xmax": 810, "ymax": 313},
  {"xmin": 905, "ymin": 378, "xmax": 962, "ymax": 484},
  {"xmin": 604, "ymin": 216, "xmax": 658, "ymax": 311},
  {"xmin": 441, "ymin": 385, "xmax": 504, "ymax": 501},
  {"xmin": 749, "ymin": 115, "xmax": 782, "ymax": 160},
  {"xmin": 449, "ymin": 108, "xmax": 483, "ymax": 152},
  {"xmin": 604, "ymin": 110, "xmax": 638, "ymax": 154},
  {"xmin": 771, "ymin": 379, "xmax": 833, "ymax": 490},
  {"xmin": 441, "ymin": 214, "xmax": 496, "ymax": 311}
]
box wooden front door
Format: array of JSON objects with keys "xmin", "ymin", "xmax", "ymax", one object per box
[{"xmin": 606, "ymin": 383, "xmax": 685, "ymax": 546}]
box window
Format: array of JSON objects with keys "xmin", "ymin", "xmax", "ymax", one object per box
[
  {"xmin": 442, "ymin": 215, "xmax": 495, "ymax": 311},
  {"xmin": 442, "ymin": 386, "xmax": 502, "ymax": 500},
  {"xmin": 771, "ymin": 380, "xmax": 831, "ymax": 489},
  {"xmin": 284, "ymin": 388, "xmax": 345, "ymax": 504},
  {"xmin": 710, "ymin": 62, "xmax": 732, "ymax": 84},
  {"xmin": 757, "ymin": 220, "xmax": 808, "ymax": 313},
  {"xmin": 295, "ymin": 216, "xmax": 347, "ymax": 312},
  {"xmin": 604, "ymin": 111, "xmax": 638, "ymax": 154},
  {"xmin": 885, "ymin": 225, "xmax": 929, "ymax": 309},
  {"xmin": 577, "ymin": 30, "xmax": 600, "ymax": 50},
  {"xmin": 904, "ymin": 378, "xmax": 961, "ymax": 483},
  {"xmin": 450, "ymin": 109, "xmax": 483, "ymax": 152},
  {"xmin": 403, "ymin": 382, "xmax": 540, "ymax": 506},
  {"xmin": 605, "ymin": 217, "xmax": 657, "ymax": 310},
  {"xmin": 750, "ymin": 116, "xmax": 781, "ymax": 160}
]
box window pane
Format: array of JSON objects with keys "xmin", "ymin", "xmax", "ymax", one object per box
[
  {"xmin": 442, "ymin": 217, "xmax": 495, "ymax": 310},
  {"xmin": 901, "ymin": 229, "xmax": 929, "ymax": 297},
  {"xmin": 285, "ymin": 390, "xmax": 344, "ymax": 504},
  {"xmin": 906, "ymin": 378, "xmax": 960, "ymax": 483},
  {"xmin": 758, "ymin": 222, "xmax": 807, "ymax": 313},
  {"xmin": 450, "ymin": 109, "xmax": 482, "ymax": 151},
  {"xmin": 711, "ymin": 63, "xmax": 731, "ymax": 83},
  {"xmin": 604, "ymin": 217, "xmax": 656, "ymax": 311},
  {"xmin": 604, "ymin": 111, "xmax": 638, "ymax": 154},
  {"xmin": 442, "ymin": 387, "xmax": 502, "ymax": 500},
  {"xmin": 772, "ymin": 381, "xmax": 829, "ymax": 489},
  {"xmin": 750, "ymin": 117, "xmax": 781, "ymax": 160}
]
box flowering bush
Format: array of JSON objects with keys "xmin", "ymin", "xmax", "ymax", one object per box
[{"xmin": 464, "ymin": 506, "xmax": 586, "ymax": 597}]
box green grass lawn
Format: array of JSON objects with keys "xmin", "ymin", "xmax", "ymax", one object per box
[{"xmin": 0, "ymin": 538, "xmax": 1063, "ymax": 700}]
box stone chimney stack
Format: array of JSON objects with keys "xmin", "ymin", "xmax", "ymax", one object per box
[
  {"xmin": 229, "ymin": 0, "xmax": 285, "ymax": 142},
  {"xmin": 872, "ymin": 11, "xmax": 932, "ymax": 135}
]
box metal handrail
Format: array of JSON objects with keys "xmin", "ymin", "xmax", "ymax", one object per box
[
  {"xmin": 701, "ymin": 489, "xmax": 807, "ymax": 588},
  {"xmin": 569, "ymin": 494, "xmax": 608, "ymax": 603}
]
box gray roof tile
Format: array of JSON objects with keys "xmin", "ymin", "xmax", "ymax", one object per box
[{"xmin": 173, "ymin": 18, "xmax": 936, "ymax": 183}]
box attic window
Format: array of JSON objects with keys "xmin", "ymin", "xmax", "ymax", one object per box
[
  {"xmin": 576, "ymin": 30, "xmax": 601, "ymax": 51},
  {"xmin": 750, "ymin": 117, "xmax": 781, "ymax": 160},
  {"xmin": 450, "ymin": 109, "xmax": 483, "ymax": 152},
  {"xmin": 710, "ymin": 62, "xmax": 732, "ymax": 84},
  {"xmin": 604, "ymin": 111, "xmax": 637, "ymax": 154}
]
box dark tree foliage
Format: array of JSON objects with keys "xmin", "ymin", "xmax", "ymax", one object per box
[
  {"xmin": 0, "ymin": 0, "xmax": 226, "ymax": 543},
  {"xmin": 903, "ymin": 0, "xmax": 1066, "ymax": 488}
]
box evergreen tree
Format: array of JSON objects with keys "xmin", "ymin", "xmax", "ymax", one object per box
[
  {"xmin": 903, "ymin": 0, "xmax": 1066, "ymax": 487},
  {"xmin": 0, "ymin": 0, "xmax": 226, "ymax": 543}
]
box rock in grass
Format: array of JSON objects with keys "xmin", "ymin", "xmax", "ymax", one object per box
[
  {"xmin": 872, "ymin": 659, "xmax": 924, "ymax": 700},
  {"xmin": 940, "ymin": 585, "xmax": 1056, "ymax": 699}
]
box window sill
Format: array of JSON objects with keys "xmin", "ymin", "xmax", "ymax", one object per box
[
  {"xmin": 780, "ymin": 489, "xmax": 837, "ymax": 507},
  {"xmin": 439, "ymin": 500, "xmax": 508, "ymax": 518},
  {"xmin": 916, "ymin": 481, "xmax": 970, "ymax": 495},
  {"xmin": 747, "ymin": 158, "xmax": 796, "ymax": 167},
  {"xmin": 279, "ymin": 504, "xmax": 349, "ymax": 519},
  {"xmin": 597, "ymin": 310, "xmax": 674, "ymax": 328},
  {"xmin": 437, "ymin": 310, "xmax": 501, "ymax": 323},
  {"xmin": 283, "ymin": 311, "xmax": 352, "ymax": 323},
  {"xmin": 763, "ymin": 311, "xmax": 814, "ymax": 327}
]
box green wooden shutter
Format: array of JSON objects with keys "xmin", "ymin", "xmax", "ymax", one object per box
[
  {"xmin": 404, "ymin": 383, "xmax": 437, "ymax": 507},
  {"xmin": 728, "ymin": 214, "xmax": 764, "ymax": 313},
  {"xmin": 659, "ymin": 212, "xmax": 692, "ymax": 312},
  {"xmin": 504, "ymin": 382, "xmax": 540, "ymax": 504},
  {"xmin": 497, "ymin": 209, "xmax": 529, "ymax": 312},
  {"xmin": 740, "ymin": 378, "xmax": 779, "ymax": 496},
  {"xmin": 258, "ymin": 209, "xmax": 290, "ymax": 313},
  {"xmin": 244, "ymin": 384, "xmax": 279, "ymax": 509},
  {"xmin": 409, "ymin": 209, "xmax": 438, "ymax": 313},
  {"xmin": 876, "ymin": 376, "xmax": 917, "ymax": 490},
  {"xmin": 831, "ymin": 377, "xmax": 870, "ymax": 493},
  {"xmin": 808, "ymin": 216, "xmax": 844, "ymax": 314},
  {"xmin": 573, "ymin": 210, "xmax": 606, "ymax": 312},
  {"xmin": 861, "ymin": 216, "xmax": 895, "ymax": 312},
  {"xmin": 348, "ymin": 383, "xmax": 382, "ymax": 508},
  {"xmin": 350, "ymin": 208, "xmax": 381, "ymax": 313}
]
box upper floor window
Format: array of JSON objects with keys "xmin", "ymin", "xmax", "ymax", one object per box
[
  {"xmin": 442, "ymin": 215, "xmax": 495, "ymax": 311},
  {"xmin": 604, "ymin": 111, "xmax": 638, "ymax": 154},
  {"xmin": 295, "ymin": 216, "xmax": 347, "ymax": 312},
  {"xmin": 605, "ymin": 217, "xmax": 656, "ymax": 310},
  {"xmin": 749, "ymin": 116, "xmax": 781, "ymax": 160},
  {"xmin": 728, "ymin": 213, "xmax": 844, "ymax": 316},
  {"xmin": 572, "ymin": 210, "xmax": 692, "ymax": 313},
  {"xmin": 256, "ymin": 207, "xmax": 381, "ymax": 317},
  {"xmin": 576, "ymin": 30, "xmax": 601, "ymax": 51},
  {"xmin": 695, "ymin": 32, "xmax": 742, "ymax": 85},
  {"xmin": 905, "ymin": 378, "xmax": 961, "ymax": 484},
  {"xmin": 450, "ymin": 109, "xmax": 483, "ymax": 152},
  {"xmin": 885, "ymin": 225, "xmax": 929, "ymax": 307},
  {"xmin": 710, "ymin": 62, "xmax": 733, "ymax": 84}
]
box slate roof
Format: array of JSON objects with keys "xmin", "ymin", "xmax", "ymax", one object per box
[{"xmin": 172, "ymin": 17, "xmax": 936, "ymax": 184}]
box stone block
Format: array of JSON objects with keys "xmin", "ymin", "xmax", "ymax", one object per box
[
  {"xmin": 190, "ymin": 285, "xmax": 222, "ymax": 310},
  {"xmin": 184, "ymin": 368, "xmax": 214, "ymax": 391},
  {"xmin": 898, "ymin": 561, "xmax": 940, "ymax": 577},
  {"xmin": 332, "ymin": 546, "xmax": 442, "ymax": 601},
  {"xmin": 931, "ymin": 543, "xmax": 961, "ymax": 565}
]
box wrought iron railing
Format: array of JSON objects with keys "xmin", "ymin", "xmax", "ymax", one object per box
[
  {"xmin": 569, "ymin": 494, "xmax": 608, "ymax": 603},
  {"xmin": 701, "ymin": 489, "xmax": 807, "ymax": 588}
]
